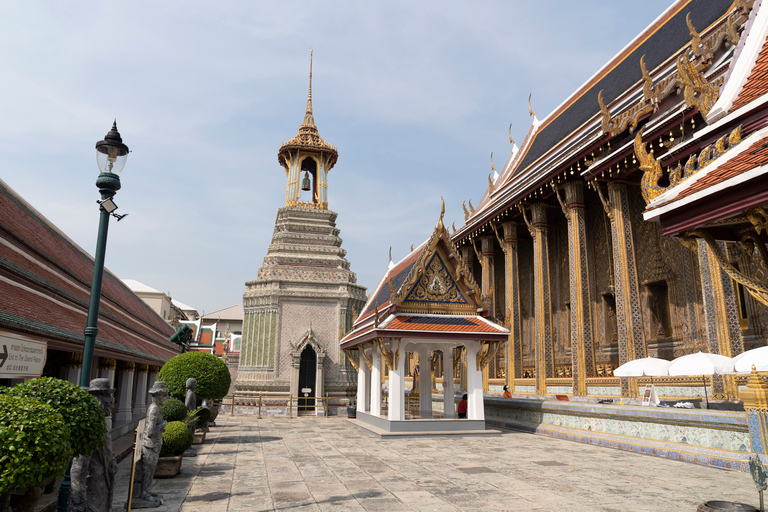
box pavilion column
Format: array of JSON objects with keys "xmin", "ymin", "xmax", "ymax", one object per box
[
  {"xmin": 132, "ymin": 364, "xmax": 149, "ymax": 419},
  {"xmin": 371, "ymin": 345, "xmax": 382, "ymax": 416},
  {"xmin": 418, "ymin": 346, "xmax": 432, "ymax": 417},
  {"xmin": 61, "ymin": 352, "xmax": 82, "ymax": 385},
  {"xmin": 386, "ymin": 338, "xmax": 405, "ymax": 421},
  {"xmin": 521, "ymin": 203, "xmax": 553, "ymax": 394},
  {"xmin": 465, "ymin": 341, "xmax": 484, "ymax": 420},
  {"xmin": 114, "ymin": 361, "xmax": 135, "ymax": 426},
  {"xmin": 605, "ymin": 180, "xmax": 645, "ymax": 397},
  {"xmin": 559, "ymin": 182, "xmax": 596, "ymax": 395},
  {"xmin": 443, "ymin": 348, "xmax": 455, "ymax": 418},
  {"xmin": 697, "ymin": 239, "xmax": 743, "ymax": 399},
  {"xmin": 315, "ymin": 352, "xmax": 326, "ymax": 416},
  {"xmin": 357, "ymin": 347, "xmax": 371, "ymax": 413},
  {"xmin": 496, "ymin": 221, "xmax": 521, "ymax": 391}
]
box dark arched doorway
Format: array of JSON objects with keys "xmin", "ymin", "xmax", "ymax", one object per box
[{"xmin": 298, "ymin": 345, "xmax": 316, "ymax": 411}]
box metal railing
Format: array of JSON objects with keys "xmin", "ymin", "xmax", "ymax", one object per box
[{"xmin": 225, "ymin": 391, "xmax": 330, "ymax": 419}]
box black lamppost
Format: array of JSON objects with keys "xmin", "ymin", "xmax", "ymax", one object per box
[
  {"xmin": 57, "ymin": 121, "xmax": 129, "ymax": 512},
  {"xmin": 79, "ymin": 121, "xmax": 129, "ymax": 388}
]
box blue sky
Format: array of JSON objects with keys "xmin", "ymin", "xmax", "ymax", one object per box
[{"xmin": 0, "ymin": 1, "xmax": 673, "ymax": 315}]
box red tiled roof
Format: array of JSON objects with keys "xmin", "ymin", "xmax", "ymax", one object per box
[
  {"xmin": 0, "ymin": 179, "xmax": 179, "ymax": 364},
  {"xmin": 732, "ymin": 32, "xmax": 768, "ymax": 111},
  {"xmin": 384, "ymin": 315, "xmax": 506, "ymax": 333},
  {"xmin": 198, "ymin": 331, "xmax": 213, "ymax": 346},
  {"xmin": 668, "ymin": 135, "xmax": 768, "ymax": 203}
]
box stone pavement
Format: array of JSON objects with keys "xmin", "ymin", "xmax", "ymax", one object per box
[{"xmin": 109, "ymin": 414, "xmax": 761, "ymax": 512}]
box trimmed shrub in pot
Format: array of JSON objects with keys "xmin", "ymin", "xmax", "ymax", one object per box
[
  {"xmin": 158, "ymin": 352, "xmax": 231, "ymax": 400},
  {"xmin": 160, "ymin": 398, "xmax": 188, "ymax": 422},
  {"xmin": 196, "ymin": 407, "xmax": 212, "ymax": 429},
  {"xmin": 160, "ymin": 421, "xmax": 193, "ymax": 457},
  {"xmin": 7, "ymin": 377, "xmax": 105, "ymax": 458},
  {"xmin": 0, "ymin": 395, "xmax": 72, "ymax": 512}
]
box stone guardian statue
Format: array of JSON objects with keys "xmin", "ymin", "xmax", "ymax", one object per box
[
  {"xmin": 184, "ymin": 378, "xmax": 198, "ymax": 457},
  {"xmin": 69, "ymin": 378, "xmax": 117, "ymax": 512},
  {"xmin": 131, "ymin": 381, "xmax": 168, "ymax": 508}
]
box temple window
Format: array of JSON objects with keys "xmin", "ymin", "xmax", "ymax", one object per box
[{"xmin": 602, "ymin": 293, "xmax": 618, "ymax": 345}]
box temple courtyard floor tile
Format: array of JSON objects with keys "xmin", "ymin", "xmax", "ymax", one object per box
[{"xmin": 107, "ymin": 414, "xmax": 760, "ymax": 512}]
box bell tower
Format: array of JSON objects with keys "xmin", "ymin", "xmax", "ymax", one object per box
[
  {"xmin": 279, "ymin": 51, "xmax": 337, "ymax": 210},
  {"xmin": 237, "ymin": 52, "xmax": 366, "ymax": 415}
]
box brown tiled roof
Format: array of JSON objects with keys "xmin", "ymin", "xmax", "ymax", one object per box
[
  {"xmin": 384, "ymin": 315, "xmax": 506, "ymax": 334},
  {"xmin": 732, "ymin": 32, "xmax": 768, "ymax": 111},
  {"xmin": 358, "ymin": 245, "xmax": 425, "ymax": 322},
  {"xmin": 666, "ymin": 135, "xmax": 768, "ymax": 204},
  {"xmin": 0, "ymin": 179, "xmax": 179, "ymax": 364}
]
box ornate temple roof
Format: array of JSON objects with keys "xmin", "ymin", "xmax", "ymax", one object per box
[{"xmin": 277, "ymin": 52, "xmax": 338, "ymax": 170}]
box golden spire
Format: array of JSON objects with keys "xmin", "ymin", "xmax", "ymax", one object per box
[{"xmin": 303, "ymin": 49, "xmax": 316, "ymax": 129}]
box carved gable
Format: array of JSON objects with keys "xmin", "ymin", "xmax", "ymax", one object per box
[{"xmin": 404, "ymin": 252, "xmax": 468, "ymax": 305}]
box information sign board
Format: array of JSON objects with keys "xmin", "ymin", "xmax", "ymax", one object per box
[{"xmin": 0, "ymin": 332, "xmax": 47, "ymax": 379}]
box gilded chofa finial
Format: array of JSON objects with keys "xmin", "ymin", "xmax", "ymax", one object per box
[
  {"xmin": 528, "ymin": 93, "xmax": 535, "ymax": 118},
  {"xmin": 509, "ymin": 124, "xmax": 515, "ymax": 146},
  {"xmin": 437, "ymin": 196, "xmax": 446, "ymax": 231}
]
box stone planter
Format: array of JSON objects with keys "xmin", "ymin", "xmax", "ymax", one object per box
[
  {"xmin": 193, "ymin": 431, "xmax": 206, "ymax": 444},
  {"xmin": 209, "ymin": 401, "xmax": 220, "ymax": 424},
  {"xmin": 154, "ymin": 456, "xmax": 182, "ymax": 478}
]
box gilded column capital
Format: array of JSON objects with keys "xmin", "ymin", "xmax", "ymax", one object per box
[
  {"xmin": 480, "ymin": 236, "xmax": 494, "ymax": 256},
  {"xmin": 501, "ymin": 221, "xmax": 517, "ymax": 245},
  {"xmin": 64, "ymin": 352, "xmax": 83, "ymax": 369},
  {"xmin": 136, "ymin": 363, "xmax": 149, "ymax": 373},
  {"xmin": 118, "ymin": 361, "xmax": 136, "ymax": 372},
  {"xmin": 148, "ymin": 365, "xmax": 160, "ymax": 374},
  {"xmin": 563, "ymin": 181, "xmax": 585, "ymax": 210},
  {"xmin": 530, "ymin": 203, "xmax": 548, "ymax": 229},
  {"xmin": 99, "ymin": 358, "xmax": 117, "ymax": 370}
]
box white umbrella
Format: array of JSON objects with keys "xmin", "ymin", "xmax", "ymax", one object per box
[
  {"xmin": 613, "ymin": 357, "xmax": 671, "ymax": 378},
  {"xmin": 667, "ymin": 351, "xmax": 732, "ymax": 408},
  {"xmin": 667, "ymin": 351, "xmax": 731, "ymax": 376},
  {"xmin": 722, "ymin": 346, "xmax": 768, "ymax": 374}
]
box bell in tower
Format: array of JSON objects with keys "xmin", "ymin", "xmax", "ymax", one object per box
[{"xmin": 278, "ymin": 50, "xmax": 337, "ymax": 210}]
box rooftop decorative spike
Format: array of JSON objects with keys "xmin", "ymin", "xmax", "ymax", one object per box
[{"xmin": 303, "ymin": 49, "xmax": 316, "ymax": 129}]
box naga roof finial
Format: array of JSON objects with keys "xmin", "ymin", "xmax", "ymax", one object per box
[
  {"xmin": 437, "ymin": 196, "xmax": 446, "ymax": 231},
  {"xmin": 528, "ymin": 93, "xmax": 535, "ymax": 118}
]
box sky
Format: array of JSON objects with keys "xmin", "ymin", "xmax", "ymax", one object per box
[{"xmin": 0, "ymin": 1, "xmax": 674, "ymax": 316}]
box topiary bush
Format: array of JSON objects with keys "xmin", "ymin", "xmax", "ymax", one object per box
[
  {"xmin": 159, "ymin": 421, "xmax": 192, "ymax": 457},
  {"xmin": 158, "ymin": 352, "xmax": 231, "ymax": 400},
  {"xmin": 160, "ymin": 398, "xmax": 187, "ymax": 422},
  {"xmin": 196, "ymin": 407, "xmax": 211, "ymax": 428},
  {"xmin": 8, "ymin": 377, "xmax": 106, "ymax": 457},
  {"xmin": 0, "ymin": 395, "xmax": 72, "ymax": 494}
]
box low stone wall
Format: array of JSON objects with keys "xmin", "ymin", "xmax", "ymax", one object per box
[{"xmin": 485, "ymin": 397, "xmax": 754, "ymax": 472}]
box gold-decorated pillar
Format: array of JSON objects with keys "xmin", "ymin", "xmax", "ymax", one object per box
[
  {"xmin": 561, "ymin": 182, "xmax": 595, "ymax": 395},
  {"xmin": 698, "ymin": 239, "xmax": 744, "ymax": 399},
  {"xmin": 496, "ymin": 221, "xmax": 521, "ymax": 391},
  {"xmin": 740, "ymin": 368, "xmax": 768, "ymax": 455},
  {"xmin": 480, "ymin": 236, "xmax": 495, "ymax": 390},
  {"xmin": 607, "ymin": 180, "xmax": 645, "ymax": 397},
  {"xmin": 523, "ymin": 203, "xmax": 553, "ymax": 394}
]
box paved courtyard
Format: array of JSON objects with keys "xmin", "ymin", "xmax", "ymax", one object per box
[{"xmin": 112, "ymin": 414, "xmax": 760, "ymax": 512}]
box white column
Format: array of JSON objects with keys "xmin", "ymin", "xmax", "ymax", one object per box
[
  {"xmin": 315, "ymin": 353, "xmax": 326, "ymax": 417},
  {"xmin": 465, "ymin": 341, "xmax": 485, "ymax": 420},
  {"xmin": 114, "ymin": 362, "xmax": 135, "ymax": 426},
  {"xmin": 98, "ymin": 358, "xmax": 117, "ymax": 389},
  {"xmin": 61, "ymin": 353, "xmax": 82, "ymax": 385},
  {"xmin": 147, "ymin": 367, "xmax": 159, "ymax": 394},
  {"xmin": 371, "ymin": 348, "xmax": 382, "ymax": 417},
  {"xmin": 357, "ymin": 348, "xmax": 370, "ymax": 413},
  {"xmin": 418, "ymin": 346, "xmax": 432, "ymax": 418},
  {"xmin": 132, "ymin": 364, "xmax": 149, "ymax": 419},
  {"xmin": 388, "ymin": 339, "xmax": 405, "ymax": 421},
  {"xmin": 443, "ymin": 347, "xmax": 455, "ymax": 419}
]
